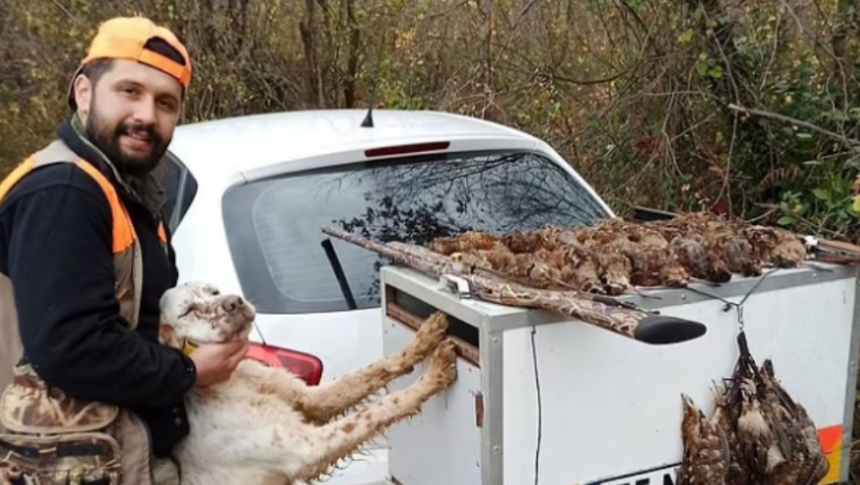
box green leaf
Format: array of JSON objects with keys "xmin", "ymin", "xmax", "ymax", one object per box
[
  {"xmin": 812, "ymin": 188, "xmax": 830, "ymax": 201},
  {"xmin": 777, "ymin": 215, "xmax": 797, "ymax": 226}
]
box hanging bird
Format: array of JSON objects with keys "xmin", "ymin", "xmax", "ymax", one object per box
[
  {"xmin": 756, "ymin": 359, "xmax": 829, "ymax": 485},
  {"xmin": 711, "ymin": 381, "xmax": 748, "ymax": 485},
  {"xmin": 690, "ymin": 332, "xmax": 831, "ymax": 485},
  {"xmin": 677, "ymin": 393, "xmax": 730, "ymax": 485}
]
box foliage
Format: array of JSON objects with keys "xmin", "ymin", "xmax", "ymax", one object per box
[{"xmin": 4, "ymin": 0, "xmax": 856, "ymax": 238}]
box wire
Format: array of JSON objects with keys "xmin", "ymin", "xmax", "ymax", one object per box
[
  {"xmin": 529, "ymin": 312, "xmax": 543, "ymax": 485},
  {"xmin": 685, "ymin": 268, "xmax": 779, "ymax": 310},
  {"xmin": 685, "ymin": 268, "xmax": 780, "ymax": 334}
]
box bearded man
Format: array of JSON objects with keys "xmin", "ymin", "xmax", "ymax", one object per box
[{"xmin": 0, "ymin": 16, "xmax": 248, "ymax": 485}]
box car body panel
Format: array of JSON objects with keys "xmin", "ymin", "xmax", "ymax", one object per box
[{"xmin": 163, "ymin": 109, "xmax": 613, "ymax": 485}]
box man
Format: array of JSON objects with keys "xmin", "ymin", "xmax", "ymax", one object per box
[{"xmin": 0, "ymin": 16, "xmax": 248, "ymax": 485}]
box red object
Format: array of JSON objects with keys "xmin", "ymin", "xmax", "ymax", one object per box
[
  {"xmin": 710, "ymin": 198, "xmax": 729, "ymax": 216},
  {"xmin": 245, "ymin": 343, "xmax": 324, "ymax": 386},
  {"xmin": 634, "ymin": 137, "xmax": 659, "ymax": 157},
  {"xmin": 365, "ymin": 141, "xmax": 450, "ymax": 158}
]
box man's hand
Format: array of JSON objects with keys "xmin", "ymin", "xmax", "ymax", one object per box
[{"xmin": 189, "ymin": 339, "xmax": 250, "ymax": 387}]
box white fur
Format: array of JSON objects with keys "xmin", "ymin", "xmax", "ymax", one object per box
[{"xmin": 158, "ymin": 282, "xmax": 458, "ymax": 485}]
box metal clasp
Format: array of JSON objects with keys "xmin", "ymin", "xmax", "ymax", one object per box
[{"xmin": 437, "ymin": 274, "xmax": 473, "ymax": 299}]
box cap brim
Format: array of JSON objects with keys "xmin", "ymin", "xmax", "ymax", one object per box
[{"xmin": 67, "ymin": 65, "xmax": 83, "ymax": 111}]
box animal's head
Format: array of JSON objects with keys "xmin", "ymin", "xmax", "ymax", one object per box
[
  {"xmin": 158, "ymin": 282, "xmax": 257, "ymax": 351},
  {"xmin": 737, "ymin": 378, "xmax": 761, "ymax": 410}
]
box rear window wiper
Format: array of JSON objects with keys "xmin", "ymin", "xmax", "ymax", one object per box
[{"xmin": 321, "ymin": 238, "xmax": 358, "ymax": 310}]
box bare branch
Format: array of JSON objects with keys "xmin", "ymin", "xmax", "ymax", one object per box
[{"xmin": 728, "ymin": 103, "xmax": 860, "ymax": 148}]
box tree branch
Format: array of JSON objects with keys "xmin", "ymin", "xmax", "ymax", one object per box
[{"xmin": 728, "ymin": 103, "xmax": 860, "ymax": 148}]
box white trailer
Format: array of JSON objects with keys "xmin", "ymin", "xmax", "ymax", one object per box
[{"xmin": 377, "ymin": 262, "xmax": 860, "ymax": 485}]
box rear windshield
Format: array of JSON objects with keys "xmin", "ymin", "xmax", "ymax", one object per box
[{"xmin": 222, "ymin": 149, "xmax": 610, "ymax": 314}]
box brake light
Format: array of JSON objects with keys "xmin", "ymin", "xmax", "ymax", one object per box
[
  {"xmin": 245, "ymin": 343, "xmax": 324, "ymax": 386},
  {"xmin": 365, "ymin": 141, "xmax": 450, "ymax": 158}
]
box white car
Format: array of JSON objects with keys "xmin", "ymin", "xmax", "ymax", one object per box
[{"xmin": 161, "ymin": 108, "xmax": 614, "ymax": 484}]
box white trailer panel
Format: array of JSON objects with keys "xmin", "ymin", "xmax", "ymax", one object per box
[{"xmin": 380, "ymin": 263, "xmax": 860, "ymax": 485}]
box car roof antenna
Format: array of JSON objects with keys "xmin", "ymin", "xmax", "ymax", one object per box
[
  {"xmin": 361, "ymin": 46, "xmax": 383, "ymax": 128},
  {"xmin": 360, "ymin": 88, "xmax": 376, "ymax": 128}
]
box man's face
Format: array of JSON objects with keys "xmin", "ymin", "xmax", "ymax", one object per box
[{"xmin": 74, "ymin": 59, "xmax": 183, "ymax": 176}]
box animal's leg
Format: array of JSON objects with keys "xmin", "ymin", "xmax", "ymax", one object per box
[
  {"xmin": 252, "ymin": 311, "xmax": 450, "ymax": 423},
  {"xmin": 288, "ymin": 340, "xmax": 458, "ymax": 483}
]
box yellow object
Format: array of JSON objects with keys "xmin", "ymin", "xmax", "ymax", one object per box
[{"xmin": 183, "ymin": 341, "xmax": 198, "ymax": 356}]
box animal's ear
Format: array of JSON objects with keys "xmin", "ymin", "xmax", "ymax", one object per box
[{"xmin": 159, "ymin": 321, "xmax": 178, "ymax": 347}]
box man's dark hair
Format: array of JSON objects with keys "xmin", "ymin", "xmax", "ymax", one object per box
[
  {"xmin": 81, "ymin": 37, "xmax": 187, "ymax": 90},
  {"xmin": 81, "ymin": 59, "xmax": 114, "ymax": 85}
]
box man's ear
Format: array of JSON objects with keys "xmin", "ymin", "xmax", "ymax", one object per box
[{"xmin": 73, "ymin": 75, "xmax": 93, "ymax": 120}]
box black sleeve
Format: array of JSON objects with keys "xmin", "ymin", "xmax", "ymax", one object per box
[
  {"xmin": 0, "ymin": 165, "xmax": 196, "ymax": 407},
  {"xmin": 161, "ymin": 216, "xmax": 180, "ymax": 286}
]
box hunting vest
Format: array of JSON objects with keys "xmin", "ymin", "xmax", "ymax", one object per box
[{"xmin": 0, "ymin": 139, "xmax": 167, "ymax": 485}]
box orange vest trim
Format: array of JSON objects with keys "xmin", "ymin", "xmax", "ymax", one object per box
[
  {"xmin": 0, "ymin": 158, "xmax": 36, "ymax": 204},
  {"xmin": 74, "ymin": 161, "xmax": 136, "ymax": 254},
  {"xmin": 157, "ymin": 221, "xmax": 167, "ymax": 245},
  {"xmin": 0, "ymin": 158, "xmax": 137, "ymax": 255}
]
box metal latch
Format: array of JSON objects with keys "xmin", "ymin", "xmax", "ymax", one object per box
[{"xmin": 436, "ymin": 274, "xmax": 472, "ymax": 299}]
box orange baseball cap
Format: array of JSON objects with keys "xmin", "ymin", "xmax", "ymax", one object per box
[{"xmin": 68, "ymin": 16, "xmax": 193, "ymax": 109}]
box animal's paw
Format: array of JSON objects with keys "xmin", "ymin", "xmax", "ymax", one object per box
[
  {"xmin": 426, "ymin": 339, "xmax": 458, "ymax": 389},
  {"xmin": 409, "ymin": 312, "xmax": 450, "ymax": 358},
  {"xmin": 417, "ymin": 312, "xmax": 449, "ymax": 344}
]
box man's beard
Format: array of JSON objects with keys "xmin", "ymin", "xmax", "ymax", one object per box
[{"xmin": 84, "ymin": 105, "xmax": 168, "ymax": 177}]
